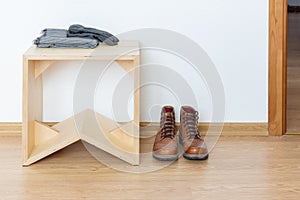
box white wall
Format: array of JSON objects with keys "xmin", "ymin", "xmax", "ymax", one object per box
[{"xmin": 0, "ymin": 0, "xmax": 269, "ymax": 123}]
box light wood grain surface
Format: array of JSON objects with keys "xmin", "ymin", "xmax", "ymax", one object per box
[
  {"xmin": 0, "ymin": 134, "xmax": 299, "ymax": 200},
  {"xmin": 23, "ymin": 41, "xmax": 139, "ymax": 60},
  {"xmin": 269, "ymin": 0, "xmax": 288, "ymax": 136},
  {"xmin": 22, "ymin": 41, "xmax": 140, "ymax": 166},
  {"xmin": 0, "ymin": 122, "xmax": 268, "ymax": 136}
]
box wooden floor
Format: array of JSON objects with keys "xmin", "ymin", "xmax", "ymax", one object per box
[
  {"xmin": 287, "ymin": 13, "xmax": 300, "ymax": 132},
  {"xmin": 0, "ymin": 134, "xmax": 299, "ymax": 200}
]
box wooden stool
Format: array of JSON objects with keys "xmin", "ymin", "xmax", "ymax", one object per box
[{"xmin": 22, "ymin": 41, "xmax": 140, "ymax": 166}]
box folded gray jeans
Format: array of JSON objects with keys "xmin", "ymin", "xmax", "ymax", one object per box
[
  {"xmin": 67, "ymin": 24, "xmax": 119, "ymax": 46},
  {"xmin": 34, "ymin": 29, "xmax": 99, "ymax": 49}
]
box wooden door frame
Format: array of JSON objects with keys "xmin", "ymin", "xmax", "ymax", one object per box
[{"xmin": 269, "ymin": 0, "xmax": 288, "ymax": 136}]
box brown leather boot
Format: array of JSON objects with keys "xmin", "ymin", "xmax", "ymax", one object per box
[
  {"xmin": 179, "ymin": 106, "xmax": 208, "ymax": 160},
  {"xmin": 152, "ymin": 106, "xmax": 178, "ymax": 161}
]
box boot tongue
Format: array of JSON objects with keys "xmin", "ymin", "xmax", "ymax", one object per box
[
  {"xmin": 164, "ymin": 106, "xmax": 174, "ymax": 112},
  {"xmin": 183, "ymin": 106, "xmax": 196, "ymax": 114}
]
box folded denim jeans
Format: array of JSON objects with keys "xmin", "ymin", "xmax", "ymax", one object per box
[
  {"xmin": 68, "ymin": 24, "xmax": 119, "ymax": 46},
  {"xmin": 34, "ymin": 29, "xmax": 99, "ymax": 49}
]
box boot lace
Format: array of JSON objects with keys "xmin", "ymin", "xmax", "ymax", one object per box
[
  {"xmin": 183, "ymin": 111, "xmax": 201, "ymax": 139},
  {"xmin": 160, "ymin": 114, "xmax": 175, "ymax": 139}
]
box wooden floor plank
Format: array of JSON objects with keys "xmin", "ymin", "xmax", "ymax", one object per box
[{"xmin": 0, "ymin": 134, "xmax": 299, "ymax": 200}]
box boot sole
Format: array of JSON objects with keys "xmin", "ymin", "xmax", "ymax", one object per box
[
  {"xmin": 183, "ymin": 153, "xmax": 209, "ymax": 160},
  {"xmin": 152, "ymin": 152, "xmax": 179, "ymax": 161}
]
